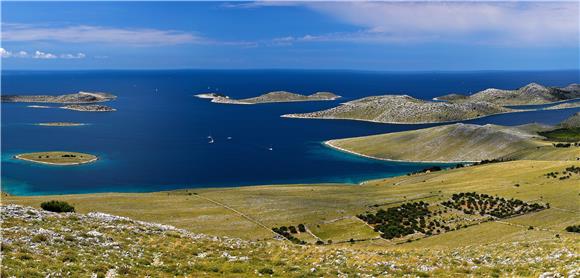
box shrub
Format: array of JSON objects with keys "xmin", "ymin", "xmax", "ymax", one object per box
[
  {"xmin": 565, "ymin": 225, "xmax": 580, "ymax": 233},
  {"xmin": 32, "ymin": 234, "xmax": 48, "ymax": 243},
  {"xmin": 258, "ymin": 267, "xmax": 274, "ymax": 275},
  {"xmin": 40, "ymin": 200, "xmax": 75, "ymax": 213}
]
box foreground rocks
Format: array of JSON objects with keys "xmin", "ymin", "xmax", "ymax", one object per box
[{"xmin": 1, "ymin": 204, "xmax": 578, "ymax": 277}]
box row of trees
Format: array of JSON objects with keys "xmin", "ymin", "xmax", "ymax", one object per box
[
  {"xmin": 442, "ymin": 192, "xmax": 546, "ymax": 218},
  {"xmin": 357, "ymin": 201, "xmax": 434, "ymax": 240},
  {"xmin": 271, "ymin": 224, "xmax": 307, "ymax": 245}
]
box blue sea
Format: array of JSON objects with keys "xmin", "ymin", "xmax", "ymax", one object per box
[{"xmin": 2, "ymin": 69, "xmax": 579, "ymax": 196}]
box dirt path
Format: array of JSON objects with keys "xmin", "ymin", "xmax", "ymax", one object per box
[{"xmin": 192, "ymin": 194, "xmax": 282, "ymax": 239}]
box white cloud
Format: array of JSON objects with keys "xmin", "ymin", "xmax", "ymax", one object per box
[
  {"xmin": 33, "ymin": 51, "xmax": 57, "ymax": 59},
  {"xmin": 0, "ymin": 48, "xmax": 86, "ymax": 60},
  {"xmin": 0, "ymin": 48, "xmax": 11, "ymax": 58},
  {"xmin": 60, "ymin": 53, "xmax": 86, "ymax": 59},
  {"xmin": 302, "ymin": 2, "xmax": 579, "ymax": 46},
  {"xmin": 2, "ymin": 23, "xmax": 204, "ymax": 46}
]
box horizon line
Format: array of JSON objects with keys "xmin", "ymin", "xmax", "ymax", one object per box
[{"xmin": 2, "ymin": 68, "xmax": 580, "ymax": 73}]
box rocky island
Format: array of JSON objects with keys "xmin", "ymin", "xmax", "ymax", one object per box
[
  {"xmin": 1, "ymin": 91, "xmax": 117, "ymax": 104},
  {"xmin": 195, "ymin": 91, "xmax": 340, "ymax": 104},
  {"xmin": 282, "ymin": 95, "xmax": 514, "ymax": 124},
  {"xmin": 36, "ymin": 122, "xmax": 86, "ymax": 127},
  {"xmin": 15, "ymin": 151, "xmax": 98, "ymax": 166},
  {"xmin": 436, "ymin": 83, "xmax": 580, "ymax": 106},
  {"xmin": 60, "ymin": 104, "xmax": 116, "ymax": 112}
]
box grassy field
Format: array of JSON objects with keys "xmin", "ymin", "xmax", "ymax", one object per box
[
  {"xmin": 4, "ymin": 160, "xmax": 579, "ymax": 247},
  {"xmin": 15, "ymin": 151, "xmax": 97, "ymax": 165}
]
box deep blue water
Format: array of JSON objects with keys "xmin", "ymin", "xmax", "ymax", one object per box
[{"xmin": 2, "ymin": 69, "xmax": 579, "ymax": 196}]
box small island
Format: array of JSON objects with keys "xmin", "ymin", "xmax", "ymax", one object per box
[
  {"xmin": 195, "ymin": 91, "xmax": 340, "ymax": 105},
  {"xmin": 15, "ymin": 151, "xmax": 98, "ymax": 166},
  {"xmin": 36, "ymin": 122, "xmax": 87, "ymax": 127},
  {"xmin": 61, "ymin": 104, "xmax": 116, "ymax": 112},
  {"xmin": 2, "ymin": 91, "xmax": 117, "ymax": 104}
]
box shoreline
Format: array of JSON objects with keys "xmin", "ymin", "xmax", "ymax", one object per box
[
  {"xmin": 14, "ymin": 154, "xmax": 98, "ymax": 166},
  {"xmin": 323, "ymin": 140, "xmax": 478, "ymax": 163}
]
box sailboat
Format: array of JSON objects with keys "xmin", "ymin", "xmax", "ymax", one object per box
[{"xmin": 208, "ymin": 136, "xmax": 214, "ymax": 144}]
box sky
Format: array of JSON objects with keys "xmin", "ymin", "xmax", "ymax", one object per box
[{"xmin": 1, "ymin": 1, "xmax": 579, "ymax": 71}]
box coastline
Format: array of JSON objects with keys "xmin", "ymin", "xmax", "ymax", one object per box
[
  {"xmin": 14, "ymin": 154, "xmax": 98, "ymax": 166},
  {"xmin": 323, "ymin": 140, "xmax": 478, "ymax": 163}
]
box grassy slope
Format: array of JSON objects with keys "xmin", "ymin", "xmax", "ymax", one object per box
[
  {"xmin": 5, "ymin": 160, "xmax": 579, "ymax": 247},
  {"xmin": 326, "ymin": 124, "xmax": 553, "ymax": 162}
]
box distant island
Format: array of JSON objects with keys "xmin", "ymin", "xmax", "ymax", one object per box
[
  {"xmin": 36, "ymin": 122, "xmax": 86, "ymax": 127},
  {"xmin": 435, "ymin": 83, "xmax": 580, "ymax": 106},
  {"xmin": 15, "ymin": 151, "xmax": 98, "ymax": 166},
  {"xmin": 283, "ymin": 95, "xmax": 514, "ymax": 124},
  {"xmin": 1, "ymin": 91, "xmax": 117, "ymax": 104},
  {"xmin": 61, "ymin": 104, "xmax": 116, "ymax": 112},
  {"xmin": 195, "ymin": 91, "xmax": 340, "ymax": 104},
  {"xmin": 283, "ymin": 83, "xmax": 580, "ymax": 124}
]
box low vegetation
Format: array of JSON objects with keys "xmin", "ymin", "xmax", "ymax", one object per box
[{"xmin": 539, "ymin": 127, "xmax": 580, "ymax": 142}]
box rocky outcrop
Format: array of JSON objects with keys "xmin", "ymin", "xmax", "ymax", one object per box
[{"xmin": 437, "ymin": 83, "xmax": 580, "ymax": 106}]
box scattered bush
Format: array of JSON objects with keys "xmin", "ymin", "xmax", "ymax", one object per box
[
  {"xmin": 258, "ymin": 267, "xmax": 274, "ymax": 275},
  {"xmin": 40, "ymin": 200, "xmax": 75, "ymax": 213},
  {"xmin": 565, "ymin": 225, "xmax": 580, "ymax": 233}
]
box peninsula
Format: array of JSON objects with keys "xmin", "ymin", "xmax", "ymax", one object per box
[
  {"xmin": 435, "ymin": 83, "xmax": 580, "ymax": 106},
  {"xmin": 325, "ymin": 123, "xmax": 551, "ymax": 162},
  {"xmin": 325, "ymin": 113, "xmax": 580, "ymax": 163},
  {"xmin": 15, "ymin": 151, "xmax": 98, "ymax": 166},
  {"xmin": 1, "ymin": 91, "xmax": 117, "ymax": 104},
  {"xmin": 195, "ymin": 91, "xmax": 340, "ymax": 104},
  {"xmin": 60, "ymin": 104, "xmax": 116, "ymax": 112},
  {"xmin": 36, "ymin": 122, "xmax": 86, "ymax": 127},
  {"xmin": 282, "ymin": 95, "xmax": 514, "ymax": 124}
]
